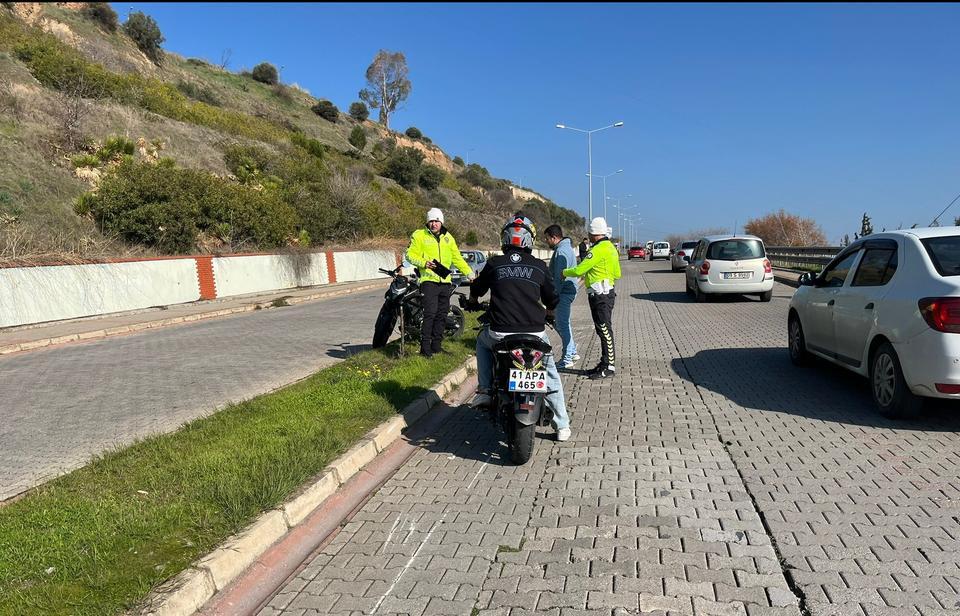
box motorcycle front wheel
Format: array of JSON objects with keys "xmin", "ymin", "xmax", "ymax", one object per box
[
  {"xmin": 445, "ymin": 305, "xmax": 465, "ymax": 339},
  {"xmin": 372, "ymin": 303, "xmax": 398, "ymax": 348}
]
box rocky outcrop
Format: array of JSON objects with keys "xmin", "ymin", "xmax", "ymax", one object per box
[{"xmin": 369, "ymin": 124, "xmax": 456, "ymax": 174}]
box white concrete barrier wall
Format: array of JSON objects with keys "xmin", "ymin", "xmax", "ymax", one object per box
[
  {"xmin": 212, "ymin": 254, "xmax": 328, "ymax": 298},
  {"xmin": 0, "ymin": 259, "xmax": 199, "ymax": 328},
  {"xmin": 333, "ymin": 251, "xmax": 396, "ymax": 283}
]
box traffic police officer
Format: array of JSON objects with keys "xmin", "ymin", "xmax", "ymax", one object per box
[
  {"xmin": 563, "ymin": 217, "xmax": 621, "ymax": 379},
  {"xmin": 405, "ymin": 208, "xmax": 473, "ymax": 357}
]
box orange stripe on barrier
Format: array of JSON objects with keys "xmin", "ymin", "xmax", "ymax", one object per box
[
  {"xmin": 195, "ymin": 256, "xmax": 217, "ymax": 300},
  {"xmin": 325, "ymin": 252, "xmax": 337, "ymax": 284}
]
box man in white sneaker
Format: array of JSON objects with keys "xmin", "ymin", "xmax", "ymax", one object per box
[{"xmin": 544, "ymin": 224, "xmax": 580, "ymax": 370}]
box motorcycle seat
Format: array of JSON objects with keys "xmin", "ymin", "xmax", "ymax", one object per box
[{"xmin": 493, "ymin": 334, "xmax": 552, "ymax": 354}]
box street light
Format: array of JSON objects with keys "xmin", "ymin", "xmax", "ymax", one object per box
[
  {"xmin": 556, "ymin": 121, "xmax": 624, "ymax": 221},
  {"xmin": 587, "ymin": 169, "xmax": 623, "ymax": 224},
  {"xmin": 606, "ymin": 195, "xmax": 632, "ymax": 239}
]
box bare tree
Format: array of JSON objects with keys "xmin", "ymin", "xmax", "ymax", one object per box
[
  {"xmin": 744, "ymin": 209, "xmax": 826, "ymax": 247},
  {"xmin": 219, "ymin": 48, "xmax": 232, "ymax": 70},
  {"xmin": 358, "ymin": 50, "xmax": 411, "ymax": 129},
  {"xmin": 52, "ymin": 74, "xmax": 99, "ymax": 150}
]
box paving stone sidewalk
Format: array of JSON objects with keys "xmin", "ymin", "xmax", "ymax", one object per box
[
  {"xmin": 258, "ymin": 264, "xmax": 800, "ymax": 615},
  {"xmin": 642, "ymin": 265, "xmax": 960, "ymax": 616}
]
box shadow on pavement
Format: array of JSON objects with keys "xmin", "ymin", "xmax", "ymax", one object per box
[
  {"xmin": 412, "ymin": 403, "xmax": 515, "ymax": 466},
  {"xmin": 633, "ymin": 291, "xmax": 692, "ymax": 304},
  {"xmin": 327, "ymin": 343, "xmax": 372, "ymax": 358},
  {"xmin": 671, "ymin": 346, "xmax": 960, "ymax": 431}
]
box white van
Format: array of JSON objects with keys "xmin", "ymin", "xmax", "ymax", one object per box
[{"xmin": 651, "ymin": 241, "xmax": 670, "ymax": 260}]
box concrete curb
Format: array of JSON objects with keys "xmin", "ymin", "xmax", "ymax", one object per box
[
  {"xmin": 136, "ymin": 355, "xmax": 477, "ymax": 616},
  {"xmin": 0, "ymin": 281, "xmax": 384, "ymax": 357}
]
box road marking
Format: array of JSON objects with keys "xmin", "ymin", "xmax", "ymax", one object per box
[
  {"xmin": 379, "ymin": 513, "xmax": 403, "ymax": 554},
  {"xmin": 371, "ymin": 512, "xmax": 447, "ymax": 614}
]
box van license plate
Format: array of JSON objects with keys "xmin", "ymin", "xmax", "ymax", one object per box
[
  {"xmin": 723, "ymin": 272, "xmax": 752, "ymax": 279},
  {"xmin": 508, "ymin": 370, "xmax": 547, "ymax": 392}
]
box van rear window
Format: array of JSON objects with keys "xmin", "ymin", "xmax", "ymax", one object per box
[
  {"xmin": 922, "ymin": 236, "xmax": 960, "ymax": 276},
  {"xmin": 706, "ymin": 239, "xmax": 765, "ymax": 260}
]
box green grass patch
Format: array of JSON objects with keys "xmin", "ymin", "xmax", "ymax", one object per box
[
  {"xmin": 0, "ymin": 14, "xmax": 286, "ymax": 143},
  {"xmin": 0, "ymin": 322, "xmax": 476, "ymax": 615}
]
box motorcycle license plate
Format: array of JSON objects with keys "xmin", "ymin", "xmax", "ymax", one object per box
[{"xmin": 508, "ymin": 369, "xmax": 547, "ymax": 392}]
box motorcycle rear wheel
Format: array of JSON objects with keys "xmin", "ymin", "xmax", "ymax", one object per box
[
  {"xmin": 372, "ymin": 303, "xmax": 398, "ymax": 348},
  {"xmin": 509, "ymin": 419, "xmax": 536, "ymax": 465}
]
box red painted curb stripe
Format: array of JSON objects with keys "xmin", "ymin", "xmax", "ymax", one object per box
[
  {"xmin": 195, "ymin": 256, "xmax": 217, "ymax": 300},
  {"xmin": 325, "ymin": 252, "xmax": 337, "ymax": 284}
]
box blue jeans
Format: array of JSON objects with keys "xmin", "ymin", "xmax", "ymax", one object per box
[
  {"xmin": 476, "ymin": 327, "xmax": 569, "ymax": 430},
  {"xmin": 555, "ymin": 291, "xmax": 578, "ymax": 362}
]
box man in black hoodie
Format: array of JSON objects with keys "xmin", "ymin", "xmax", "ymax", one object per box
[{"xmin": 468, "ymin": 215, "xmax": 571, "ymax": 441}]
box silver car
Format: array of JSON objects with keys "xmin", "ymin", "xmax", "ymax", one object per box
[
  {"xmin": 684, "ymin": 234, "xmax": 774, "ymax": 302},
  {"xmin": 451, "ymin": 250, "xmax": 487, "ymax": 285},
  {"xmin": 671, "ymin": 240, "xmax": 699, "ymax": 272}
]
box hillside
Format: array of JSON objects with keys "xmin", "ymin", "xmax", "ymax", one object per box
[{"xmin": 0, "ymin": 2, "xmax": 584, "ymax": 265}]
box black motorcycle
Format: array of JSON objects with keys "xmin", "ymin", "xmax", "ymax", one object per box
[
  {"xmin": 372, "ymin": 266, "xmax": 466, "ymax": 350},
  {"xmin": 462, "ymin": 298, "xmax": 555, "ymax": 465}
]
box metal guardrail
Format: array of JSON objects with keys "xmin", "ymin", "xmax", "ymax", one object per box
[{"xmin": 766, "ymin": 246, "xmax": 842, "ymax": 271}]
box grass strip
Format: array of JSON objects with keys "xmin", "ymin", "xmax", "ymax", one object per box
[{"xmin": 0, "ymin": 321, "xmax": 476, "ymax": 616}]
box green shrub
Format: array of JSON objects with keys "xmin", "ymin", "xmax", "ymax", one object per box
[
  {"xmin": 452, "ymin": 156, "xmax": 464, "ymax": 166},
  {"xmin": 460, "ymin": 163, "xmax": 498, "ymax": 190},
  {"xmin": 348, "ymin": 126, "xmax": 366, "ymax": 151},
  {"xmin": 422, "ymin": 136, "xmax": 432, "ymax": 144},
  {"xmin": 251, "ymin": 62, "xmax": 278, "ymax": 85},
  {"xmin": 71, "ymin": 153, "xmax": 100, "ymax": 168},
  {"xmin": 98, "ymin": 135, "xmax": 135, "ymax": 161},
  {"xmin": 404, "ymin": 126, "xmax": 422, "ymax": 139},
  {"xmin": 223, "ymin": 143, "xmax": 276, "ymax": 184},
  {"xmin": 348, "ymin": 101, "xmax": 369, "ymax": 122},
  {"xmin": 418, "ymin": 164, "xmax": 444, "ymax": 190},
  {"xmin": 77, "ymin": 160, "xmax": 295, "ymax": 253},
  {"xmin": 464, "ymin": 230, "xmax": 479, "ymax": 245},
  {"xmin": 176, "ymin": 80, "xmax": 220, "ymax": 106},
  {"xmin": 311, "ymin": 100, "xmax": 338, "ymax": 122},
  {"xmin": 382, "ymin": 147, "xmax": 423, "ymax": 189},
  {"xmin": 82, "ymin": 2, "xmax": 118, "ymax": 32},
  {"xmin": 123, "ymin": 12, "xmax": 164, "ymax": 64},
  {"xmin": 290, "ymin": 132, "xmax": 325, "ymax": 159}
]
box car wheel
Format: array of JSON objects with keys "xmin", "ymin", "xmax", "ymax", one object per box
[
  {"xmin": 759, "ymin": 290, "xmax": 772, "ymax": 302},
  {"xmin": 870, "ymin": 342, "xmax": 924, "ymax": 419},
  {"xmin": 787, "ymin": 314, "xmax": 809, "ymax": 366},
  {"xmin": 694, "ymin": 282, "xmax": 708, "ymax": 303}
]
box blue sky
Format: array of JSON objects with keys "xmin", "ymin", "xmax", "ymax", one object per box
[{"xmin": 120, "ymin": 3, "xmax": 960, "ymax": 243}]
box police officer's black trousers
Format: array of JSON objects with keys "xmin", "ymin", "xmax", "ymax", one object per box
[
  {"xmin": 420, "ymin": 281, "xmax": 453, "ymax": 354},
  {"xmin": 588, "ymin": 290, "xmax": 616, "ymax": 368}
]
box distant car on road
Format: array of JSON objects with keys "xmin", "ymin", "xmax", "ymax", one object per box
[
  {"xmin": 628, "ymin": 246, "xmax": 646, "ymax": 260},
  {"xmin": 651, "ymin": 241, "xmax": 671, "ymax": 260},
  {"xmin": 788, "ymin": 228, "xmax": 960, "ymax": 418},
  {"xmin": 684, "ymin": 235, "xmax": 774, "ymax": 302},
  {"xmin": 671, "ymin": 240, "xmax": 699, "ymax": 272},
  {"xmin": 451, "ymin": 250, "xmax": 486, "ymax": 285}
]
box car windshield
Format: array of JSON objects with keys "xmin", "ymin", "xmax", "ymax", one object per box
[
  {"xmin": 654, "ymin": 243, "xmax": 668, "ymax": 249},
  {"xmin": 706, "ymin": 239, "xmax": 765, "ymax": 260},
  {"xmin": 922, "ymin": 236, "xmax": 960, "ymax": 276},
  {"xmin": 681, "ymin": 241, "xmax": 698, "ymax": 250},
  {"xmin": 630, "ymin": 246, "xmax": 642, "ymax": 251},
  {"xmin": 462, "ymin": 252, "xmax": 476, "ymax": 263}
]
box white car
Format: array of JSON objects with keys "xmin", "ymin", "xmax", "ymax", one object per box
[
  {"xmin": 685, "ymin": 235, "xmax": 774, "ymax": 302},
  {"xmin": 788, "ymin": 228, "xmax": 960, "ymax": 418},
  {"xmin": 671, "ymin": 240, "xmax": 699, "ymax": 272},
  {"xmin": 651, "ymin": 241, "xmax": 671, "ymax": 260}
]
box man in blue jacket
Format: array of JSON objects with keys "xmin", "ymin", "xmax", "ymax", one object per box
[{"xmin": 545, "ymin": 225, "xmax": 580, "ymax": 369}]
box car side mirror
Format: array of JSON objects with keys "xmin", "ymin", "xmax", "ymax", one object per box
[
  {"xmin": 798, "ymin": 272, "xmax": 816, "ymax": 286},
  {"xmin": 682, "ymin": 256, "xmax": 690, "ymax": 262}
]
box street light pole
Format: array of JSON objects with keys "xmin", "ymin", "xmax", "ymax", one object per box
[{"xmin": 556, "ymin": 121, "xmax": 624, "ymax": 221}]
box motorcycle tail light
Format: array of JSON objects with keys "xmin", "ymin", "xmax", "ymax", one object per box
[
  {"xmin": 530, "ymin": 350, "xmax": 544, "ymax": 369},
  {"xmin": 510, "ymin": 349, "xmax": 525, "ymax": 365}
]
